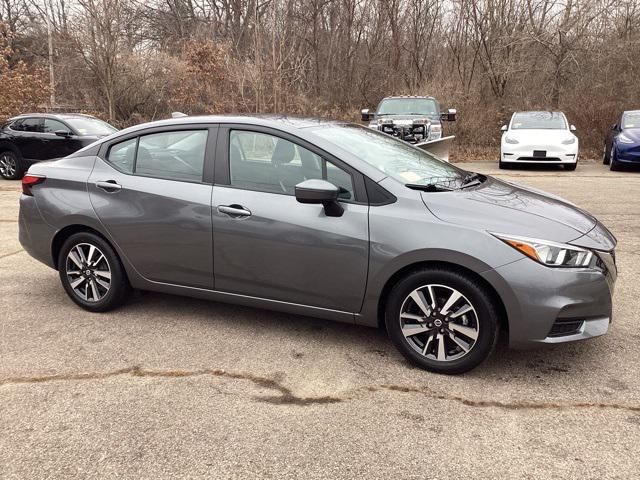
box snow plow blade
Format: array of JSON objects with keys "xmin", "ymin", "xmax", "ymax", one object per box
[{"xmin": 414, "ymin": 135, "xmax": 455, "ymax": 162}]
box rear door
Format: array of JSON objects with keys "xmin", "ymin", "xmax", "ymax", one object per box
[
  {"xmin": 88, "ymin": 125, "xmax": 217, "ymax": 289},
  {"xmin": 211, "ymin": 125, "xmax": 369, "ymax": 313},
  {"xmin": 10, "ymin": 117, "xmax": 45, "ymax": 161}
]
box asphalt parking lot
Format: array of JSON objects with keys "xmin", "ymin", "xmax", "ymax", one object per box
[{"xmin": 1, "ymin": 162, "xmax": 639, "ymax": 479}]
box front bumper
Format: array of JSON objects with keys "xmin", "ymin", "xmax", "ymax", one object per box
[
  {"xmin": 501, "ymin": 143, "xmax": 578, "ymax": 164},
  {"xmin": 614, "ymin": 144, "xmax": 640, "ymax": 164},
  {"xmin": 482, "ymin": 250, "xmax": 616, "ymax": 348}
]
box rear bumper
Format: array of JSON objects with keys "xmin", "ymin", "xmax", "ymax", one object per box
[
  {"xmin": 19, "ymin": 194, "xmax": 56, "ymax": 268},
  {"xmin": 481, "ymin": 253, "xmax": 616, "ymax": 348}
]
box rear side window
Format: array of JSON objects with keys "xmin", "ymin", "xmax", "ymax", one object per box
[
  {"xmin": 15, "ymin": 118, "xmax": 42, "ymax": 133},
  {"xmin": 107, "ymin": 138, "xmax": 136, "ymax": 173},
  {"xmin": 105, "ymin": 130, "xmax": 208, "ymax": 182}
]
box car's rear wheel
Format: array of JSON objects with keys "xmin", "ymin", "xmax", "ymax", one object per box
[
  {"xmin": 58, "ymin": 232, "xmax": 131, "ymax": 312},
  {"xmin": 0, "ymin": 151, "xmax": 22, "ymax": 180},
  {"xmin": 385, "ymin": 268, "xmax": 499, "ymax": 374}
]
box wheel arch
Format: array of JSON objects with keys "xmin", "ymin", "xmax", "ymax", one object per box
[
  {"xmin": 51, "ymin": 224, "xmax": 114, "ymax": 269},
  {"xmin": 375, "ymin": 260, "xmax": 509, "ymax": 335},
  {"xmin": 0, "ymin": 140, "xmax": 21, "ymax": 157}
]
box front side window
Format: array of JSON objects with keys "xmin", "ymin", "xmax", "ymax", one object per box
[
  {"xmin": 309, "ymin": 124, "xmax": 463, "ymax": 187},
  {"xmin": 229, "ymin": 130, "xmax": 354, "ymax": 199},
  {"xmin": 43, "ymin": 119, "xmax": 69, "ymax": 133},
  {"xmin": 510, "ymin": 112, "xmax": 567, "ymax": 130},
  {"xmin": 136, "ymin": 130, "xmax": 207, "ymax": 182}
]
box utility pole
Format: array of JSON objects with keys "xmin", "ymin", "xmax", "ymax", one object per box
[{"xmin": 43, "ymin": 1, "xmax": 56, "ymax": 108}]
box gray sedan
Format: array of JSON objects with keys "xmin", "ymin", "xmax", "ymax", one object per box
[{"xmin": 18, "ymin": 116, "xmax": 617, "ymax": 374}]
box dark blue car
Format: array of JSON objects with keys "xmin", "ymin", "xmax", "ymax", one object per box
[{"xmin": 603, "ymin": 110, "xmax": 640, "ymax": 170}]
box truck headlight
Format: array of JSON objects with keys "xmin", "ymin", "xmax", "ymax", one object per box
[
  {"xmin": 492, "ymin": 233, "xmax": 594, "ymax": 268},
  {"xmin": 430, "ymin": 124, "xmax": 442, "ymax": 134}
]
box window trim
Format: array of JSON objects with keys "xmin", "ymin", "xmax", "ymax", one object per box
[
  {"xmin": 98, "ymin": 124, "xmax": 218, "ymax": 184},
  {"xmin": 216, "ymin": 124, "xmax": 368, "ymax": 204}
]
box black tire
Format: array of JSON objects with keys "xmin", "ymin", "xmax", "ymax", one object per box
[
  {"xmin": 564, "ymin": 162, "xmax": 577, "ymax": 171},
  {"xmin": 57, "ymin": 232, "xmax": 131, "ymax": 312},
  {"xmin": 385, "ymin": 268, "xmax": 499, "ymax": 374},
  {"xmin": 0, "ymin": 150, "xmax": 23, "ymax": 180},
  {"xmin": 610, "ymin": 147, "xmax": 621, "ymax": 171}
]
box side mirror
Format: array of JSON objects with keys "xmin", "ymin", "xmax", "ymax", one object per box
[
  {"xmin": 570, "ymin": 125, "xmax": 576, "ymax": 132},
  {"xmin": 54, "ymin": 129, "xmax": 72, "ymax": 137},
  {"xmin": 295, "ymin": 179, "xmax": 344, "ymax": 217},
  {"xmin": 441, "ymin": 108, "xmax": 457, "ymax": 122},
  {"xmin": 500, "ymin": 125, "xmax": 508, "ymax": 132},
  {"xmin": 361, "ymin": 109, "xmax": 373, "ymax": 122},
  {"xmin": 612, "ymin": 124, "xmax": 618, "ymax": 130}
]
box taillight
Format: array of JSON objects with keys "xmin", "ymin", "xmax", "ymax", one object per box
[{"xmin": 22, "ymin": 174, "xmax": 46, "ymax": 196}]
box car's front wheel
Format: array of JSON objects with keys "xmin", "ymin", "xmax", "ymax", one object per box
[
  {"xmin": 564, "ymin": 162, "xmax": 577, "ymax": 171},
  {"xmin": 385, "ymin": 268, "xmax": 499, "ymax": 374},
  {"xmin": 58, "ymin": 232, "xmax": 131, "ymax": 312},
  {"xmin": 0, "ymin": 150, "xmax": 22, "ymax": 180}
]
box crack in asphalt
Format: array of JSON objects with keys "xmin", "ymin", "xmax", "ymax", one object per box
[
  {"xmin": 1, "ymin": 365, "xmax": 639, "ymax": 412},
  {"xmin": 0, "ymin": 249, "xmax": 23, "ymax": 259},
  {"xmin": 0, "ymin": 366, "xmax": 343, "ymax": 406}
]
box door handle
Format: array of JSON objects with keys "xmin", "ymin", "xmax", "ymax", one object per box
[
  {"xmin": 95, "ymin": 180, "xmax": 122, "ymax": 192},
  {"xmin": 218, "ymin": 204, "xmax": 251, "ymax": 218}
]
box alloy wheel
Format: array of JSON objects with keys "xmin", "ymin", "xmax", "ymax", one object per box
[
  {"xmin": 65, "ymin": 243, "xmax": 112, "ymax": 302},
  {"xmin": 399, "ymin": 284, "xmax": 479, "ymax": 362},
  {"xmin": 0, "ymin": 153, "xmax": 17, "ymax": 178}
]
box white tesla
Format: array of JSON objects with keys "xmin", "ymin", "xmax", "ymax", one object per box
[{"xmin": 500, "ymin": 111, "xmax": 579, "ymax": 170}]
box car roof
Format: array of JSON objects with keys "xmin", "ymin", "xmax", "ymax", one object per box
[
  {"xmin": 381, "ymin": 96, "xmax": 435, "ymax": 100},
  {"xmin": 9, "ymin": 112, "xmax": 98, "ymax": 121},
  {"xmin": 112, "ymin": 114, "xmax": 346, "ymax": 137},
  {"xmin": 513, "ymin": 111, "xmax": 565, "ymax": 116}
]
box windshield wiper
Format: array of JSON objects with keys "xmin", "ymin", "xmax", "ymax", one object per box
[
  {"xmin": 406, "ymin": 183, "xmax": 455, "ymax": 192},
  {"xmin": 460, "ymin": 172, "xmax": 484, "ymax": 189}
]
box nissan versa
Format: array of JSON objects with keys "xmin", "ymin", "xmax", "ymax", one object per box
[{"xmin": 18, "ymin": 116, "xmax": 617, "ymax": 374}]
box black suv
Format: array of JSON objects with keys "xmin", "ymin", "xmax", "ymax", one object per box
[{"xmin": 0, "ymin": 113, "xmax": 117, "ymax": 179}]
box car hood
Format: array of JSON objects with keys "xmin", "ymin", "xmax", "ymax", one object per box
[
  {"xmin": 421, "ymin": 176, "xmax": 598, "ymax": 243},
  {"xmin": 506, "ymin": 129, "xmax": 575, "ymax": 144}
]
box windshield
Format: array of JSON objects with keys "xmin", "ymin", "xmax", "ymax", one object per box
[
  {"xmin": 65, "ymin": 117, "xmax": 117, "ymax": 136},
  {"xmin": 510, "ymin": 112, "xmax": 567, "ymax": 130},
  {"xmin": 377, "ymin": 98, "xmax": 438, "ymax": 116},
  {"xmin": 622, "ymin": 112, "xmax": 640, "ymax": 129},
  {"xmin": 309, "ymin": 124, "xmax": 464, "ymax": 186}
]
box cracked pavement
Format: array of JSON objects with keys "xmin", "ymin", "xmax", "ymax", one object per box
[{"xmin": 1, "ymin": 162, "xmax": 639, "ymax": 479}]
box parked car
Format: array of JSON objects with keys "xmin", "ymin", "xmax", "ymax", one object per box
[
  {"xmin": 603, "ymin": 110, "xmax": 640, "ymax": 171},
  {"xmin": 0, "ymin": 113, "xmax": 117, "ymax": 179},
  {"xmin": 500, "ymin": 111, "xmax": 578, "ymax": 170},
  {"xmin": 361, "ymin": 95, "xmax": 456, "ymax": 144},
  {"xmin": 19, "ymin": 116, "xmax": 617, "ymax": 374}
]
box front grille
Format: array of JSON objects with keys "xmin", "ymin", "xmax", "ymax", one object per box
[
  {"xmin": 548, "ymin": 319, "xmax": 584, "ymax": 337},
  {"xmin": 516, "ymin": 157, "xmax": 561, "ymax": 162}
]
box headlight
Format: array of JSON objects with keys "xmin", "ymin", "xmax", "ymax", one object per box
[
  {"xmin": 561, "ymin": 136, "xmax": 576, "ymax": 145},
  {"xmin": 504, "ymin": 136, "xmax": 519, "ymax": 144},
  {"xmin": 492, "ymin": 233, "xmax": 594, "ymax": 268},
  {"xmin": 430, "ymin": 124, "xmax": 442, "ymax": 133},
  {"xmin": 378, "ymin": 118, "xmax": 392, "ymax": 125},
  {"xmin": 618, "ymin": 133, "xmax": 634, "ymax": 144}
]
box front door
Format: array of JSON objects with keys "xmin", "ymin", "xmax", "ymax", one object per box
[
  {"xmin": 211, "ymin": 127, "xmax": 369, "ymax": 313},
  {"xmin": 42, "ymin": 118, "xmax": 85, "ymax": 159},
  {"xmin": 88, "ymin": 127, "xmax": 216, "ymax": 289}
]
